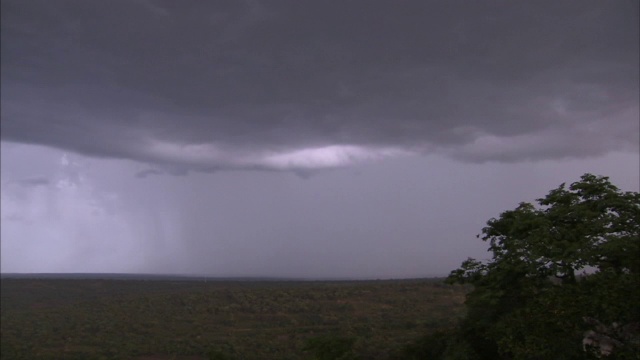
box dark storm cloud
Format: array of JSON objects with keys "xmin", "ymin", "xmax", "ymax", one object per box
[
  {"xmin": 2, "ymin": 0, "xmax": 638, "ymax": 171},
  {"xmin": 135, "ymin": 169, "xmax": 165, "ymax": 179}
]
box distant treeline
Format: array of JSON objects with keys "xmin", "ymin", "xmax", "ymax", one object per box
[{"xmin": 0, "ymin": 273, "xmax": 447, "ymax": 282}]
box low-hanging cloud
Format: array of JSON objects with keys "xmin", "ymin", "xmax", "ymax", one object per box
[
  {"xmin": 1, "ymin": 0, "xmax": 638, "ymax": 173},
  {"xmin": 12, "ymin": 177, "xmax": 50, "ymax": 188}
]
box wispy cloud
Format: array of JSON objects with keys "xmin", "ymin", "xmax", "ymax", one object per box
[{"xmin": 14, "ymin": 176, "xmax": 50, "ymax": 187}]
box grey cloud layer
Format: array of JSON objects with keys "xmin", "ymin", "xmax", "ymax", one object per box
[
  {"xmin": 14, "ymin": 177, "xmax": 50, "ymax": 187},
  {"xmin": 2, "ymin": 0, "xmax": 638, "ymax": 171}
]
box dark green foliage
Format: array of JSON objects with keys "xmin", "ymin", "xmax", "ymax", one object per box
[
  {"xmin": 207, "ymin": 349, "xmax": 236, "ymax": 360},
  {"xmin": 0, "ymin": 278, "xmax": 465, "ymax": 359},
  {"xmin": 438, "ymin": 174, "xmax": 640, "ymax": 359},
  {"xmin": 303, "ymin": 335, "xmax": 357, "ymax": 360},
  {"xmin": 402, "ymin": 329, "xmax": 452, "ymax": 359},
  {"xmin": 402, "ymin": 327, "xmax": 482, "ymax": 360}
]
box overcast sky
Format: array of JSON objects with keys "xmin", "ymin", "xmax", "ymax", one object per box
[{"xmin": 1, "ymin": 0, "xmax": 638, "ymax": 278}]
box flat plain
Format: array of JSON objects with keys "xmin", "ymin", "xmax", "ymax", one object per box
[{"xmin": 0, "ymin": 276, "xmax": 467, "ymax": 359}]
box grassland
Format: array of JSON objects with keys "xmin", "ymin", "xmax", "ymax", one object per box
[{"xmin": 0, "ymin": 277, "xmax": 467, "ymax": 359}]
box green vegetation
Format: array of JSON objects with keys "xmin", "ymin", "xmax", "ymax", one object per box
[
  {"xmin": 408, "ymin": 174, "xmax": 640, "ymax": 359},
  {"xmin": 0, "ymin": 278, "xmax": 466, "ymax": 359}
]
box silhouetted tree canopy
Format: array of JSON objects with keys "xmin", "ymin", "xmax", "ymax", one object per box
[{"xmin": 409, "ymin": 174, "xmax": 640, "ymax": 359}]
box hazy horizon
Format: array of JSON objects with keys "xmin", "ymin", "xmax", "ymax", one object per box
[{"xmin": 0, "ymin": 271, "xmax": 451, "ymax": 281}]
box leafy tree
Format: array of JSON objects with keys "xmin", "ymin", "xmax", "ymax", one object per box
[{"xmin": 439, "ymin": 174, "xmax": 640, "ymax": 359}]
